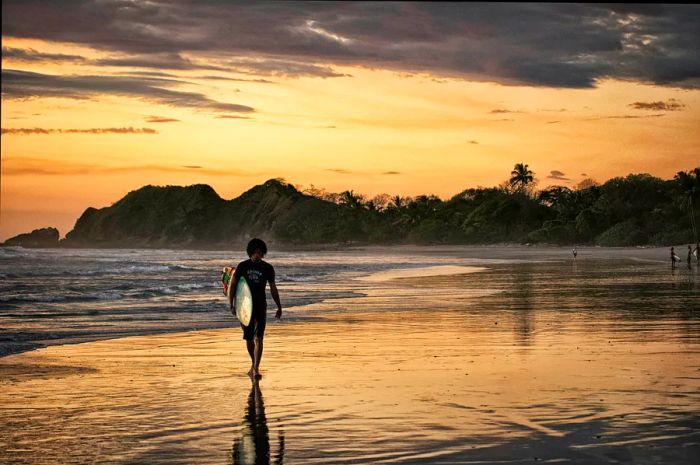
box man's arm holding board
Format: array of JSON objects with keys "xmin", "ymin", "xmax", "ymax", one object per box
[{"xmin": 229, "ymin": 267, "xmax": 239, "ymax": 314}]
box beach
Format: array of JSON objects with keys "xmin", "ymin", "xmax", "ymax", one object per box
[{"xmin": 1, "ymin": 247, "xmax": 699, "ymax": 464}]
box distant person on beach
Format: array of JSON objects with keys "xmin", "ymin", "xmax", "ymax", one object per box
[
  {"xmin": 688, "ymin": 245, "xmax": 693, "ymax": 268},
  {"xmin": 572, "ymin": 247, "xmax": 577, "ymax": 259},
  {"xmin": 671, "ymin": 247, "xmax": 678, "ymax": 268},
  {"xmin": 230, "ymin": 238, "xmax": 282, "ymax": 378},
  {"xmin": 695, "ymin": 243, "xmax": 699, "ymax": 264}
]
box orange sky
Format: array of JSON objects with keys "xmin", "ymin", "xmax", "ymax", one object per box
[{"xmin": 2, "ymin": 35, "xmax": 700, "ymax": 241}]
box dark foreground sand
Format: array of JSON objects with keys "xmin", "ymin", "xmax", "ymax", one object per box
[{"xmin": 1, "ymin": 257, "xmax": 699, "ymax": 464}]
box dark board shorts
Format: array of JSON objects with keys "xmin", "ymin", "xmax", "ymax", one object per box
[{"xmin": 241, "ymin": 310, "xmax": 266, "ymax": 340}]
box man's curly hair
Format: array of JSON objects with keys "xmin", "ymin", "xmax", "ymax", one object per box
[{"xmin": 246, "ymin": 238, "xmax": 268, "ymax": 257}]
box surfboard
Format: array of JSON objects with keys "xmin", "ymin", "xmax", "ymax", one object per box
[
  {"xmin": 672, "ymin": 254, "xmax": 681, "ymax": 262},
  {"xmin": 222, "ymin": 266, "xmax": 235, "ymax": 296},
  {"xmin": 694, "ymin": 249, "xmax": 698, "ymax": 258},
  {"xmin": 234, "ymin": 276, "xmax": 254, "ymax": 327},
  {"xmin": 222, "ymin": 267, "xmax": 253, "ymax": 325}
]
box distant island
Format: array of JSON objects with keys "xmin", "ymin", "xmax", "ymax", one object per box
[{"xmin": 4, "ymin": 165, "xmax": 699, "ymax": 248}]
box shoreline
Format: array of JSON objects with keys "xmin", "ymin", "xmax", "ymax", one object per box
[
  {"xmin": 0, "ymin": 257, "xmax": 493, "ymax": 359},
  {"xmin": 2, "ymin": 246, "xmax": 696, "ymax": 359},
  {"xmin": 1, "ymin": 242, "xmax": 688, "ymax": 252}
]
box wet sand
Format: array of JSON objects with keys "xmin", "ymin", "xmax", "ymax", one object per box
[{"xmin": 1, "ymin": 252, "xmax": 699, "ymax": 464}]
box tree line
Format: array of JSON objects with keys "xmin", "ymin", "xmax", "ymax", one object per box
[{"xmin": 291, "ymin": 165, "xmax": 700, "ymax": 246}]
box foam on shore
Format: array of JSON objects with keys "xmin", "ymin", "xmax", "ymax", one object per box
[{"xmin": 356, "ymin": 264, "xmax": 486, "ymax": 282}]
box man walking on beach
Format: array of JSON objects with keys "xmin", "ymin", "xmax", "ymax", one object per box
[{"xmin": 230, "ymin": 238, "xmax": 282, "ymax": 378}]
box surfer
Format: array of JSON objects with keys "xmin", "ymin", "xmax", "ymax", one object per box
[
  {"xmin": 572, "ymin": 247, "xmax": 577, "ymax": 259},
  {"xmin": 670, "ymin": 246, "xmax": 680, "ymax": 268},
  {"xmin": 695, "ymin": 243, "xmax": 699, "ymax": 264},
  {"xmin": 230, "ymin": 238, "xmax": 282, "ymax": 378},
  {"xmin": 688, "ymin": 245, "xmax": 693, "ymax": 269}
]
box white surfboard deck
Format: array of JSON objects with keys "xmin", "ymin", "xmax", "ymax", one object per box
[{"xmin": 232, "ymin": 276, "xmax": 253, "ymax": 326}]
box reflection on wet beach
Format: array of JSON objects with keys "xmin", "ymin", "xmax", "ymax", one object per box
[{"xmin": 232, "ymin": 380, "xmax": 284, "ymax": 465}]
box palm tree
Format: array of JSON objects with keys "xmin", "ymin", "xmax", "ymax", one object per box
[
  {"xmin": 389, "ymin": 195, "xmax": 405, "ymax": 210},
  {"xmin": 675, "ymin": 168, "xmax": 700, "ymax": 241},
  {"xmin": 339, "ymin": 190, "xmax": 364, "ymax": 209},
  {"xmin": 509, "ymin": 163, "xmax": 535, "ymax": 193}
]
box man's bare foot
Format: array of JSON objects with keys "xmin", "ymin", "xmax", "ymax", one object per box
[
  {"xmin": 247, "ymin": 367, "xmax": 255, "ymax": 377},
  {"xmin": 254, "ymin": 370, "xmax": 262, "ymax": 379}
]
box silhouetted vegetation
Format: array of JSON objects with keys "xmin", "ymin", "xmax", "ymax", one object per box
[
  {"xmin": 300, "ymin": 165, "xmax": 700, "ymax": 246},
  {"xmin": 14, "ymin": 165, "xmax": 698, "ymax": 248}
]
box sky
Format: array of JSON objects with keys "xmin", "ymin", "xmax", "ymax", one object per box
[{"xmin": 1, "ymin": 2, "xmax": 699, "ymax": 240}]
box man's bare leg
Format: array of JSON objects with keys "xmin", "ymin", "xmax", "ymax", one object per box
[
  {"xmin": 246, "ymin": 339, "xmax": 255, "ymax": 376},
  {"xmin": 253, "ymin": 336, "xmax": 264, "ymax": 378}
]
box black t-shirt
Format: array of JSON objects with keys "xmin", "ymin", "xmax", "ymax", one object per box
[{"xmin": 233, "ymin": 259, "xmax": 275, "ymax": 310}]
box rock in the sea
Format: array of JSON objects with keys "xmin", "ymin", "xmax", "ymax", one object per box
[{"xmin": 3, "ymin": 227, "xmax": 60, "ymax": 248}]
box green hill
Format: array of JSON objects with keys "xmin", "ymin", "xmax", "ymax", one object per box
[{"xmin": 62, "ymin": 179, "xmax": 363, "ymax": 247}]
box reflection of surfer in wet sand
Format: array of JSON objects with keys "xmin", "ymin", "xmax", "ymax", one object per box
[
  {"xmin": 231, "ymin": 380, "xmax": 284, "ymax": 465},
  {"xmin": 230, "ymin": 239, "xmax": 283, "ymax": 379}
]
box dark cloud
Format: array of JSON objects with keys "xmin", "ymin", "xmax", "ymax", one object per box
[
  {"xmin": 2, "ymin": 2, "xmax": 699, "ymax": 88},
  {"xmin": 96, "ymin": 52, "xmax": 226, "ymax": 71},
  {"xmin": 102, "ymin": 55, "xmax": 345, "ymax": 78},
  {"xmin": 2, "ymin": 46, "xmax": 86, "ymax": 62},
  {"xmin": 629, "ymin": 99, "xmax": 685, "ymax": 111},
  {"xmin": 221, "ymin": 58, "xmax": 350, "ymax": 78},
  {"xmin": 4, "ymin": 157, "xmax": 257, "ymax": 176},
  {"xmin": 382, "ymin": 171, "xmax": 401, "ymax": 175},
  {"xmin": 146, "ymin": 116, "xmax": 179, "ymax": 123},
  {"xmin": 1, "ymin": 69, "xmax": 254, "ymax": 114},
  {"xmin": 490, "ymin": 109, "xmax": 523, "ymax": 114},
  {"xmin": 326, "ymin": 168, "xmax": 351, "ymax": 174},
  {"xmin": 468, "ymin": 140, "xmax": 479, "ymax": 144},
  {"xmin": 547, "ymin": 120, "xmax": 561, "ymax": 124},
  {"xmin": 586, "ymin": 114, "xmax": 665, "ymax": 120},
  {"xmin": 198, "ymin": 75, "xmax": 274, "ymax": 83},
  {"xmin": 119, "ymin": 71, "xmax": 180, "ymax": 78},
  {"xmin": 2, "ymin": 127, "xmax": 157, "ymax": 135},
  {"xmin": 183, "ymin": 165, "xmax": 201, "ymax": 169},
  {"xmin": 215, "ymin": 115, "xmax": 253, "ymax": 119},
  {"xmin": 547, "ymin": 170, "xmax": 570, "ymax": 181}
]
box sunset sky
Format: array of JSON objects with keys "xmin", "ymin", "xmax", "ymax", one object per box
[{"xmin": 2, "ymin": 2, "xmax": 699, "ymax": 240}]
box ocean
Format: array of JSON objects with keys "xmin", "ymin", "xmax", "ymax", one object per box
[{"xmin": 0, "ymin": 246, "xmax": 510, "ymax": 356}]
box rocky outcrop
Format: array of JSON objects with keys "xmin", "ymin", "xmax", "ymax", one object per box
[{"xmin": 3, "ymin": 227, "xmax": 60, "ymax": 248}]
